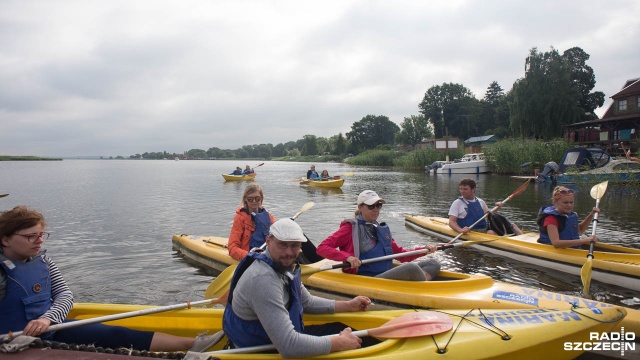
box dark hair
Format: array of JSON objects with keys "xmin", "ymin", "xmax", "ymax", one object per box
[
  {"xmin": 0, "ymin": 206, "xmax": 46, "ymax": 241},
  {"xmin": 459, "ymin": 178, "xmax": 476, "ymax": 189}
]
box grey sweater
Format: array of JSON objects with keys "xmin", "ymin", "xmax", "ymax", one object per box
[{"xmin": 230, "ymin": 251, "xmax": 336, "ymax": 358}]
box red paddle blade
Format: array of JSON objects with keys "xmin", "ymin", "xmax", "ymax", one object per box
[{"xmin": 368, "ymin": 311, "xmax": 453, "ymax": 338}]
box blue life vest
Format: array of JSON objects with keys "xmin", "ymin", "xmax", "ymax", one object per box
[
  {"xmin": 346, "ymin": 219, "xmax": 393, "ymax": 276},
  {"xmin": 223, "ymin": 252, "xmax": 304, "ymax": 348},
  {"xmin": 537, "ymin": 206, "xmax": 580, "ymax": 247},
  {"xmin": 0, "ymin": 252, "xmax": 54, "ymax": 339},
  {"xmin": 248, "ymin": 209, "xmax": 272, "ymax": 249},
  {"xmin": 455, "ymin": 197, "xmax": 487, "ymax": 230},
  {"xmin": 231, "ymin": 170, "xmax": 243, "ymax": 175},
  {"xmin": 307, "ymin": 170, "xmax": 319, "ymax": 180}
]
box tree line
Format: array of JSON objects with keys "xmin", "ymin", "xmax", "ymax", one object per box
[{"xmin": 123, "ymin": 46, "xmax": 604, "ymax": 160}]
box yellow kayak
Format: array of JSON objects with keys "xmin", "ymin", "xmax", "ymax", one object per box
[
  {"xmin": 59, "ymin": 303, "xmax": 625, "ymax": 360},
  {"xmin": 300, "ymin": 177, "xmax": 345, "ymax": 188},
  {"xmin": 222, "ymin": 173, "xmax": 257, "ymax": 181},
  {"xmin": 405, "ymin": 216, "xmax": 640, "ymax": 292},
  {"xmin": 171, "ymin": 234, "xmax": 640, "ymax": 334}
]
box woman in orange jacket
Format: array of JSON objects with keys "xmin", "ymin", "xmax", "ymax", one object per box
[{"xmin": 228, "ymin": 184, "xmax": 276, "ymax": 261}]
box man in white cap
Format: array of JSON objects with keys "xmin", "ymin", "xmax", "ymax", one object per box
[
  {"xmin": 317, "ymin": 190, "xmax": 441, "ymax": 281},
  {"xmin": 222, "ymin": 218, "xmax": 373, "ymax": 358}
]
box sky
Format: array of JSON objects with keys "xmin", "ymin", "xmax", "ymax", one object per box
[{"xmin": 1, "ymin": 1, "xmax": 639, "ymax": 158}]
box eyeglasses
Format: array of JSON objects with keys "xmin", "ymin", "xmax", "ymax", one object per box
[
  {"xmin": 272, "ymin": 240, "xmax": 302, "ymax": 252},
  {"xmin": 13, "ymin": 232, "xmax": 50, "ymax": 243},
  {"xmin": 246, "ymin": 196, "xmax": 262, "ymax": 203},
  {"xmin": 365, "ymin": 202, "xmax": 383, "ymax": 210}
]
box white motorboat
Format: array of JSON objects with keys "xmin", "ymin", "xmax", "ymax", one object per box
[{"xmin": 437, "ymin": 153, "xmax": 489, "ymax": 174}]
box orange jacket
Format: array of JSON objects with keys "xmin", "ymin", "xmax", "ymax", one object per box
[{"xmin": 228, "ymin": 207, "xmax": 276, "ymax": 261}]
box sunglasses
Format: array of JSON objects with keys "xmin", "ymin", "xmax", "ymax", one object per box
[
  {"xmin": 246, "ymin": 196, "xmax": 262, "ymax": 203},
  {"xmin": 365, "ymin": 202, "xmax": 383, "ymax": 210},
  {"xmin": 555, "ymin": 189, "xmax": 574, "ymax": 195}
]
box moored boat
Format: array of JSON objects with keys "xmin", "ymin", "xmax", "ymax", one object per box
[
  {"xmin": 222, "ymin": 173, "xmax": 257, "ymax": 181},
  {"xmin": 171, "ymin": 233, "xmax": 640, "ymax": 333},
  {"xmin": 14, "ymin": 302, "xmax": 621, "ymax": 360},
  {"xmin": 404, "ymin": 216, "xmax": 640, "ymax": 292},
  {"xmin": 300, "ymin": 177, "xmax": 345, "ymax": 188},
  {"xmin": 439, "ymin": 153, "xmax": 489, "ymax": 174}
]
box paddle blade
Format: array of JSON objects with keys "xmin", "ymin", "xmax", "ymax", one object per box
[
  {"xmin": 590, "ymin": 181, "xmax": 608, "ymax": 200},
  {"xmin": 342, "ymin": 172, "xmax": 354, "ymax": 177},
  {"xmin": 204, "ymin": 265, "xmax": 236, "ymax": 304},
  {"xmin": 0, "ymin": 194, "xmax": 8, "ymax": 198},
  {"xmin": 367, "ymin": 311, "xmax": 453, "ymax": 338},
  {"xmin": 510, "ymin": 178, "xmax": 531, "ymax": 198},
  {"xmin": 581, "ymin": 259, "xmax": 593, "ymax": 299},
  {"xmin": 292, "ymin": 201, "xmax": 315, "ymax": 220}
]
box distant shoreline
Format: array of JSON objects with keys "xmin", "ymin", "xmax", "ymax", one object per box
[{"xmin": 0, "ymin": 156, "xmax": 62, "ymax": 161}]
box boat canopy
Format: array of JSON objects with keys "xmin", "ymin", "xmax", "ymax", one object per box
[{"xmin": 559, "ymin": 148, "xmax": 611, "ymax": 173}]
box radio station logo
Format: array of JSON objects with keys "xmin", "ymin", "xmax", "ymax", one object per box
[{"xmin": 564, "ymin": 329, "xmax": 635, "ymax": 357}]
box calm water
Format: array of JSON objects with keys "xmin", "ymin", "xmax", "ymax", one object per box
[{"xmin": 1, "ymin": 159, "xmax": 639, "ymax": 310}]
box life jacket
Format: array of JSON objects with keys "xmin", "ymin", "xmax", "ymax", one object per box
[
  {"xmin": 246, "ymin": 209, "xmax": 272, "ymax": 249},
  {"xmin": 486, "ymin": 212, "xmax": 515, "ymax": 236},
  {"xmin": 0, "ymin": 251, "xmax": 54, "ymax": 339},
  {"xmin": 344, "ymin": 219, "xmax": 393, "ymax": 276},
  {"xmin": 307, "ymin": 170, "xmax": 319, "ymax": 180},
  {"xmin": 455, "ymin": 197, "xmax": 487, "ymax": 230},
  {"xmin": 222, "ymin": 252, "xmax": 303, "ymax": 348},
  {"xmin": 537, "ymin": 206, "xmax": 579, "ymax": 247}
]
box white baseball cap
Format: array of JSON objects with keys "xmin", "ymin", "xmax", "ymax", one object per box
[
  {"xmin": 357, "ymin": 190, "xmax": 385, "ymax": 205},
  {"xmin": 269, "ymin": 218, "xmax": 307, "ymax": 242}
]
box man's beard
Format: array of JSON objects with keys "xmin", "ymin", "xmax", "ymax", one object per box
[{"xmin": 274, "ymin": 257, "xmax": 296, "ymax": 273}]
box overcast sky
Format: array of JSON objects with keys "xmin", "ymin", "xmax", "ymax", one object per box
[{"xmin": 1, "ymin": 1, "xmax": 639, "ymax": 157}]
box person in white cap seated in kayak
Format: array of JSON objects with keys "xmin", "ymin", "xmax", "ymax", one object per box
[
  {"xmin": 317, "ymin": 190, "xmax": 441, "ymax": 281},
  {"xmin": 222, "ymin": 218, "xmax": 374, "ymax": 358}
]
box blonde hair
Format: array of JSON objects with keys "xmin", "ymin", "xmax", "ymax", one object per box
[
  {"xmin": 552, "ymin": 186, "xmax": 574, "ymax": 202},
  {"xmin": 240, "ymin": 183, "xmax": 264, "ymax": 209}
]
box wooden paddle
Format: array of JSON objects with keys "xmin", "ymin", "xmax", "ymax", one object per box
[
  {"xmin": 209, "ymin": 311, "xmax": 453, "ymax": 354},
  {"xmin": 0, "ymin": 293, "xmax": 229, "ymax": 342},
  {"xmin": 204, "ymin": 201, "xmax": 316, "ymax": 300},
  {"xmin": 581, "ymin": 180, "xmax": 608, "ymax": 299},
  {"xmin": 0, "ymin": 194, "xmax": 8, "ymax": 198},
  {"xmin": 252, "ymin": 163, "xmax": 264, "ymax": 170},
  {"xmin": 445, "ymin": 179, "xmax": 531, "ymax": 246}
]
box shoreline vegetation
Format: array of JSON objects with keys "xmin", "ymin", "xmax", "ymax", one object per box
[{"xmin": 1, "ymin": 139, "xmax": 574, "ymax": 175}]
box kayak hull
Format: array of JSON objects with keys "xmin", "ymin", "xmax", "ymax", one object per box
[
  {"xmin": 222, "ymin": 173, "xmax": 256, "ymax": 181},
  {"xmin": 171, "ymin": 234, "xmax": 640, "ymax": 334},
  {"xmin": 56, "ymin": 303, "xmax": 626, "ymax": 360},
  {"xmin": 404, "ymin": 216, "xmax": 640, "ymax": 292},
  {"xmin": 301, "ymin": 177, "xmax": 345, "ymax": 188}
]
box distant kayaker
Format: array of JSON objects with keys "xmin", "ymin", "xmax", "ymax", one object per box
[
  {"xmin": 307, "ymin": 165, "xmax": 320, "ymax": 180},
  {"xmin": 320, "ymin": 169, "xmax": 330, "ymax": 180},
  {"xmin": 317, "ymin": 190, "xmax": 441, "ymax": 281},
  {"xmin": 537, "ymin": 186, "xmax": 600, "ymax": 249},
  {"xmin": 230, "ymin": 166, "xmax": 243, "ymax": 175},
  {"xmin": 448, "ymin": 178, "xmax": 523, "ymax": 236},
  {"xmin": 223, "ymin": 218, "xmax": 376, "ymax": 357},
  {"xmin": 228, "ymin": 183, "xmax": 275, "ymax": 261},
  {"xmin": 242, "ymin": 165, "xmax": 254, "ymax": 175},
  {"xmin": 0, "ymin": 206, "xmax": 220, "ymax": 352}
]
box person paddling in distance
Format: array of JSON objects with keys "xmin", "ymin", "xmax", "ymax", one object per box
[
  {"xmin": 307, "ymin": 165, "xmax": 320, "ymax": 180},
  {"xmin": 317, "ymin": 190, "xmax": 441, "ymax": 281},
  {"xmin": 243, "ymin": 165, "xmax": 254, "ymax": 175},
  {"xmin": 230, "ymin": 166, "xmax": 243, "ymax": 175},
  {"xmin": 0, "ymin": 206, "xmax": 220, "ymax": 352},
  {"xmin": 537, "ymin": 186, "xmax": 600, "ymax": 249},
  {"xmin": 222, "ymin": 218, "xmax": 374, "ymax": 358},
  {"xmin": 228, "ymin": 184, "xmax": 276, "ymax": 261},
  {"xmin": 448, "ymin": 178, "xmax": 523, "ymax": 236}
]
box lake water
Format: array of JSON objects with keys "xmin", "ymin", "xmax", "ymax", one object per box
[{"xmin": 1, "ymin": 159, "xmax": 638, "ymax": 310}]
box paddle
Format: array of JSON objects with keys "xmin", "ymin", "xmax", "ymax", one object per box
[
  {"xmin": 445, "ymin": 179, "xmax": 531, "ymax": 246},
  {"xmin": 252, "ymin": 163, "xmax": 264, "ymax": 171},
  {"xmin": 204, "ymin": 201, "xmax": 316, "ymax": 300},
  {"xmin": 0, "ymin": 194, "xmax": 8, "ymax": 198},
  {"xmin": 209, "ymin": 311, "xmax": 453, "ymax": 355},
  {"xmin": 0, "ymin": 294, "xmax": 229, "ymax": 342},
  {"xmin": 581, "ymin": 180, "xmax": 608, "ymax": 299},
  {"xmin": 299, "ymin": 242, "xmax": 474, "ymax": 279}
]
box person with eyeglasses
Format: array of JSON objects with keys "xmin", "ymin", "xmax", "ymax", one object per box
[
  {"xmin": 448, "ymin": 178, "xmax": 523, "ymax": 236},
  {"xmin": 223, "ymin": 218, "xmax": 374, "ymax": 357},
  {"xmin": 0, "ymin": 206, "xmax": 221, "ymax": 352},
  {"xmin": 537, "ymin": 186, "xmax": 600, "ymax": 248},
  {"xmin": 228, "ymin": 183, "xmax": 276, "ymax": 261},
  {"xmin": 317, "ymin": 190, "xmax": 441, "ymax": 281}
]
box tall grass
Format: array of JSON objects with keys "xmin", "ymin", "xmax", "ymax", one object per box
[
  {"xmin": 345, "ymin": 150, "xmax": 406, "ymax": 166},
  {"xmin": 483, "ymin": 138, "xmax": 569, "ymax": 174}
]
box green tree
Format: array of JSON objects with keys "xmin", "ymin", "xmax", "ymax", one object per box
[
  {"xmin": 562, "ymin": 47, "xmax": 605, "ymax": 121},
  {"xmin": 186, "ymin": 149, "xmax": 207, "ymax": 159},
  {"xmin": 347, "ymin": 115, "xmax": 399, "ymax": 153},
  {"xmin": 302, "ymin": 135, "xmax": 319, "ymax": 156},
  {"xmin": 333, "ymin": 132, "xmax": 347, "ymax": 155},
  {"xmin": 396, "ymin": 114, "xmax": 432, "ymax": 146},
  {"xmin": 418, "ymin": 83, "xmax": 476, "ymax": 138},
  {"xmin": 510, "ymin": 47, "xmax": 580, "ymax": 139},
  {"xmin": 256, "ymin": 144, "xmax": 272, "ymax": 158},
  {"xmin": 479, "ymin": 81, "xmax": 510, "ymax": 137},
  {"xmin": 273, "ymin": 143, "xmax": 286, "ymax": 157}
]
